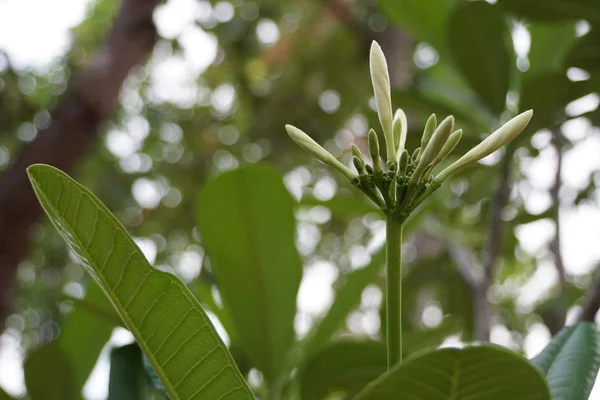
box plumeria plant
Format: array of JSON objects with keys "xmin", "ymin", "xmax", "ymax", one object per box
[
  {"xmin": 24, "ymin": 41, "xmax": 600, "ymax": 400},
  {"xmin": 286, "ymin": 41, "xmax": 533, "ymax": 369}
]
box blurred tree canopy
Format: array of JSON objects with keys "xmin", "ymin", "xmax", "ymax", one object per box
[{"xmin": 1, "ymin": 0, "xmax": 600, "ymax": 398}]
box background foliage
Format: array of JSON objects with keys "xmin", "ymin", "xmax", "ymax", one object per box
[{"xmin": 1, "ymin": 0, "xmax": 600, "ymax": 398}]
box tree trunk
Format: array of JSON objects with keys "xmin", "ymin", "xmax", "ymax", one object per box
[{"xmin": 0, "ymin": 0, "xmax": 160, "ymax": 332}]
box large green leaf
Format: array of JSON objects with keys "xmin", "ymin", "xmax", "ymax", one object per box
[
  {"xmin": 499, "ymin": 0, "xmax": 600, "ymax": 23},
  {"xmin": 355, "ymin": 345, "xmax": 550, "ymax": 400},
  {"xmin": 108, "ymin": 344, "xmax": 146, "ymax": 400},
  {"xmin": 24, "ymin": 343, "xmax": 77, "ymax": 400},
  {"xmin": 527, "ymin": 22, "xmax": 577, "ymax": 77},
  {"xmin": 532, "ymin": 322, "xmax": 600, "ymax": 400},
  {"xmin": 449, "ymin": 2, "xmax": 511, "ymax": 114},
  {"xmin": 196, "ymin": 164, "xmax": 302, "ymax": 380},
  {"xmin": 378, "ymin": 0, "xmax": 452, "ymax": 54},
  {"xmin": 27, "ymin": 164, "xmax": 254, "ymax": 400}
]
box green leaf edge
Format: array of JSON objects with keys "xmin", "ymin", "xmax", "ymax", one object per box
[
  {"xmin": 355, "ymin": 344, "xmax": 551, "ymax": 399},
  {"xmin": 532, "ymin": 322, "xmax": 600, "ymax": 400},
  {"xmin": 27, "ymin": 164, "xmax": 254, "ymax": 400}
]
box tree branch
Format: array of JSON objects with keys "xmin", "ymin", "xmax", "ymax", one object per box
[
  {"xmin": 579, "ymin": 267, "xmax": 600, "ymax": 322},
  {"xmin": 447, "ymin": 242, "xmax": 481, "ymax": 291},
  {"xmin": 0, "ymin": 0, "xmax": 160, "ymax": 332},
  {"xmin": 474, "ymin": 149, "xmax": 513, "ymax": 341},
  {"xmin": 547, "ymin": 129, "xmax": 568, "ymax": 332}
]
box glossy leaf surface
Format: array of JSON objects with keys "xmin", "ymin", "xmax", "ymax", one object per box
[{"xmin": 532, "ymin": 322, "xmax": 600, "ymax": 400}]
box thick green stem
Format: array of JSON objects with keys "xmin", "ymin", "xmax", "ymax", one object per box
[{"xmin": 386, "ymin": 216, "xmax": 403, "ymax": 369}]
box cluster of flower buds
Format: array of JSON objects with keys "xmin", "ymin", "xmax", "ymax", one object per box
[{"xmin": 286, "ymin": 41, "xmax": 533, "ymax": 220}]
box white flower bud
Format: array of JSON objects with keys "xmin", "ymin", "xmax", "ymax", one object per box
[
  {"xmin": 286, "ymin": 125, "xmax": 356, "ymax": 180},
  {"xmin": 410, "ymin": 116, "xmax": 454, "ymax": 184},
  {"xmin": 393, "ymin": 108, "xmax": 408, "ymax": 162},
  {"xmin": 369, "ymin": 41, "xmax": 395, "ymax": 162},
  {"xmin": 436, "ymin": 110, "xmax": 533, "ymax": 182}
]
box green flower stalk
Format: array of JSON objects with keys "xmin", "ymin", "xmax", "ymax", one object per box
[{"xmin": 285, "ymin": 40, "xmax": 533, "ymax": 370}]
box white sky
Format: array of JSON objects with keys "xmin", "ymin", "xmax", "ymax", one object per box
[{"xmin": 1, "ymin": 0, "xmax": 600, "ymax": 398}]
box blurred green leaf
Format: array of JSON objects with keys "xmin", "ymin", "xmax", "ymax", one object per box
[
  {"xmin": 24, "ymin": 343, "xmax": 77, "ymax": 400},
  {"xmin": 532, "ymin": 322, "xmax": 600, "ymax": 400},
  {"xmin": 108, "ymin": 343, "xmax": 146, "ymax": 400},
  {"xmin": 300, "ymin": 320, "xmax": 460, "ymax": 400},
  {"xmin": 513, "ymin": 209, "xmax": 553, "ymax": 225},
  {"xmin": 393, "ymin": 89, "xmax": 489, "ymax": 132},
  {"xmin": 304, "ymin": 248, "xmax": 385, "ymax": 357},
  {"xmin": 300, "ymin": 341, "xmax": 386, "ymax": 400},
  {"xmin": 402, "ymin": 318, "xmax": 460, "ymax": 353},
  {"xmin": 197, "ymin": 163, "xmax": 302, "ymax": 380},
  {"xmin": 28, "ymin": 164, "xmax": 254, "ymax": 400},
  {"xmin": 194, "ymin": 282, "xmax": 237, "ymax": 341},
  {"xmin": 449, "ymin": 1, "xmax": 511, "ymax": 114},
  {"xmin": 527, "ymin": 22, "xmax": 577, "ymax": 76},
  {"xmin": 567, "ymin": 28, "xmax": 600, "ymax": 72},
  {"xmin": 60, "ymin": 283, "xmax": 118, "ymax": 393},
  {"xmin": 24, "ymin": 283, "xmax": 118, "ymax": 399},
  {"xmin": 520, "ymin": 72, "xmax": 592, "ymax": 131},
  {"xmin": 499, "ymin": 0, "xmax": 600, "ymax": 23},
  {"xmin": 378, "ymin": 0, "xmax": 452, "ymax": 54},
  {"xmin": 355, "ymin": 345, "xmax": 550, "ymax": 399}
]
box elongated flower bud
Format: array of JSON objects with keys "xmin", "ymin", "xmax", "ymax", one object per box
[
  {"xmin": 410, "ymin": 116, "xmax": 454, "ymax": 184},
  {"xmin": 420, "ymin": 114, "xmax": 437, "ymax": 150},
  {"xmin": 398, "ymin": 149, "xmax": 409, "ymax": 176},
  {"xmin": 369, "ymin": 41, "xmax": 395, "ymax": 161},
  {"xmin": 353, "ymin": 156, "xmax": 366, "ymax": 174},
  {"xmin": 411, "ymin": 147, "xmax": 421, "ymax": 163},
  {"xmin": 368, "ymin": 129, "xmax": 383, "ymax": 172},
  {"xmin": 432, "ymin": 129, "xmax": 462, "ymax": 166},
  {"xmin": 393, "ymin": 109, "xmax": 408, "ymax": 162},
  {"xmin": 419, "ymin": 116, "xmax": 454, "ymax": 167},
  {"xmin": 436, "ymin": 110, "xmax": 533, "ymax": 182},
  {"xmin": 286, "ymin": 125, "xmax": 356, "ymax": 180},
  {"xmin": 351, "ymin": 143, "xmax": 365, "ymax": 162}
]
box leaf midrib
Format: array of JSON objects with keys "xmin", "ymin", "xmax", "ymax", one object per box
[
  {"xmin": 35, "ymin": 176, "xmax": 186, "ymax": 399},
  {"xmin": 234, "ymin": 172, "xmax": 275, "ymax": 376},
  {"xmin": 31, "ymin": 171, "xmax": 253, "ymax": 400}
]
